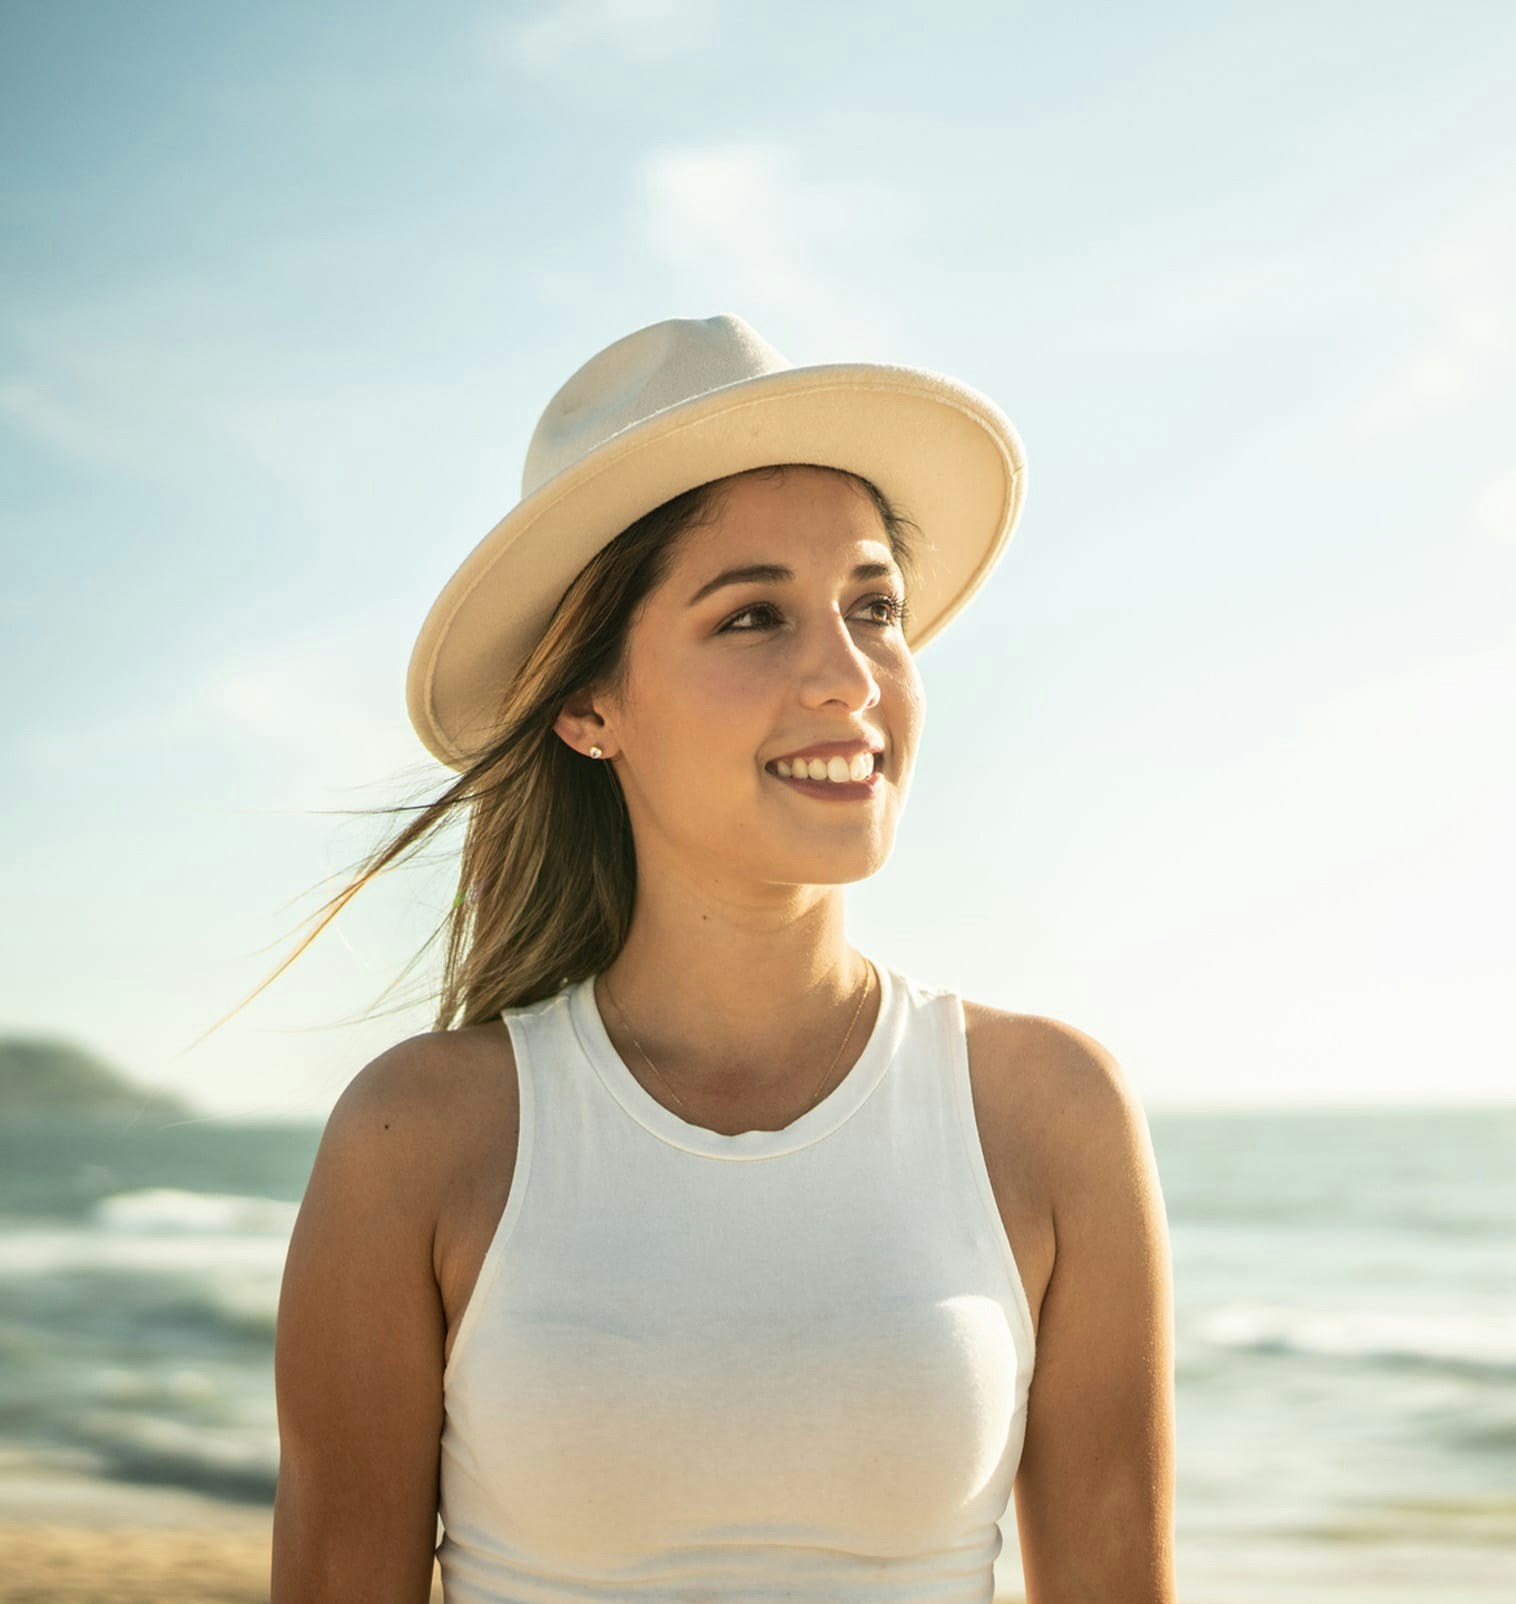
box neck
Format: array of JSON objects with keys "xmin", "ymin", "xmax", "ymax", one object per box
[{"xmin": 593, "ymin": 918, "xmax": 878, "ymax": 1103}]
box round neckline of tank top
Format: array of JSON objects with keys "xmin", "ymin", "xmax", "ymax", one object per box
[{"xmin": 566, "ymin": 956, "xmax": 903, "ymax": 1160}]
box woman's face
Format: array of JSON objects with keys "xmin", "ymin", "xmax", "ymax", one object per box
[{"xmin": 588, "ymin": 466, "xmax": 925, "ymax": 892}]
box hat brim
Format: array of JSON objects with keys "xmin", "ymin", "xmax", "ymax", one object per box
[{"xmin": 406, "ymin": 360, "xmax": 1027, "ymax": 770}]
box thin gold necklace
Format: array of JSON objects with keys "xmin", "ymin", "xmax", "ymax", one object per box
[{"xmin": 599, "ymin": 959, "xmax": 876, "ymax": 1123}]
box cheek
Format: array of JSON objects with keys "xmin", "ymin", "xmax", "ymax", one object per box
[
  {"xmin": 884, "ymin": 654, "xmax": 926, "ymax": 733},
  {"xmin": 682, "ymin": 655, "xmax": 779, "ymax": 729},
  {"xmin": 891, "ymin": 647, "xmax": 924, "ymax": 696},
  {"xmin": 635, "ymin": 661, "xmax": 772, "ymax": 782}
]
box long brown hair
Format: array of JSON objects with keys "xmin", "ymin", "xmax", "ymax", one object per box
[{"xmin": 190, "ymin": 464, "xmax": 922, "ymax": 1047}]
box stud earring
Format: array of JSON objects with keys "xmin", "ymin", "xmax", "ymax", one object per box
[{"xmin": 588, "ymin": 745, "xmax": 603, "ymax": 759}]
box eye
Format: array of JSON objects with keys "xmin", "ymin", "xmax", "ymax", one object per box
[
  {"xmin": 719, "ymin": 593, "xmax": 912, "ymax": 634},
  {"xmin": 863, "ymin": 592, "xmax": 912, "ymax": 629}
]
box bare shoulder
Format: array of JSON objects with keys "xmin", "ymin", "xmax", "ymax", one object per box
[
  {"xmin": 952, "ymin": 999, "xmax": 1124, "ymax": 1343},
  {"xmin": 960, "ymin": 997, "xmax": 1128, "ymax": 1096},
  {"xmin": 958, "ymin": 999, "xmax": 1148, "ymax": 1230},
  {"xmin": 339, "ymin": 1021, "xmax": 518, "ymax": 1124},
  {"xmin": 317, "ymin": 1022, "xmax": 519, "ymax": 1220}
]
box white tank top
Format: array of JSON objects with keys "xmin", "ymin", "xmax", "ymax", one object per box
[{"xmin": 435, "ymin": 956, "xmax": 1037, "ymax": 1602}]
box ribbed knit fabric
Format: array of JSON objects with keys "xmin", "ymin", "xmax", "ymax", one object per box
[{"xmin": 435, "ymin": 956, "xmax": 1037, "ymax": 1602}]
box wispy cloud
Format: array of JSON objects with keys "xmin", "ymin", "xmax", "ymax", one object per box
[
  {"xmin": 0, "ymin": 378, "xmax": 143, "ymax": 480},
  {"xmin": 634, "ymin": 141, "xmax": 919, "ymax": 348},
  {"xmin": 1327, "ymin": 225, "xmax": 1516, "ymax": 451},
  {"xmin": 2, "ymin": 271, "xmax": 509, "ymax": 572},
  {"xmin": 1106, "ymin": 633, "xmax": 1516, "ymax": 943},
  {"xmin": 18, "ymin": 605, "xmax": 429, "ymax": 809},
  {"xmin": 1, "ymin": 286, "xmax": 274, "ymax": 500},
  {"xmin": 499, "ymin": 0, "xmax": 718, "ymax": 70},
  {"xmin": 1472, "ymin": 464, "xmax": 1516, "ymax": 546}
]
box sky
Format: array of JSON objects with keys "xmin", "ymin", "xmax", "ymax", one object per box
[{"xmin": 1, "ymin": 0, "xmax": 1512, "ymax": 1122}]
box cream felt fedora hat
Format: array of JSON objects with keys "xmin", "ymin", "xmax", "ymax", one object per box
[{"xmin": 406, "ymin": 312, "xmax": 1028, "ymax": 771}]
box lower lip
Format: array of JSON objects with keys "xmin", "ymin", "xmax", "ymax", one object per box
[{"xmin": 765, "ymin": 765, "xmax": 884, "ymax": 801}]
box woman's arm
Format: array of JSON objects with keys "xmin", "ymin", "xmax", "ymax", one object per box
[
  {"xmin": 271, "ymin": 1041, "xmax": 452, "ymax": 1603},
  {"xmin": 1012, "ymin": 1030, "xmax": 1177, "ymax": 1604}
]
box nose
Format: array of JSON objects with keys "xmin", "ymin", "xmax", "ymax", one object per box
[{"xmin": 794, "ymin": 608, "xmax": 884, "ymax": 710}]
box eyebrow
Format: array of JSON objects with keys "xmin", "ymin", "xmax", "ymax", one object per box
[{"xmin": 687, "ymin": 560, "xmax": 903, "ymax": 608}]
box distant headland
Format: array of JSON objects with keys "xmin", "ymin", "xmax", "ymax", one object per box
[{"xmin": 0, "ymin": 1036, "xmax": 195, "ymax": 1120}]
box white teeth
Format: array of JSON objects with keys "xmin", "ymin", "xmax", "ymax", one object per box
[{"xmin": 772, "ymin": 752, "xmax": 877, "ymax": 783}]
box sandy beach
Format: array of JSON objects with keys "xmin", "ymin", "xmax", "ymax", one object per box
[
  {"xmin": 0, "ymin": 1462, "xmax": 443, "ymax": 1604},
  {"xmin": 0, "ymin": 1462, "xmax": 270, "ymax": 1604},
  {"xmin": 1, "ymin": 1525, "xmax": 273, "ymax": 1604}
]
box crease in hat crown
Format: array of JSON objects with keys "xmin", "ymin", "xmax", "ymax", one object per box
[{"xmin": 521, "ymin": 314, "xmax": 794, "ymax": 501}]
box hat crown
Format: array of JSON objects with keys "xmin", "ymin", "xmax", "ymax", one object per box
[{"xmin": 522, "ymin": 314, "xmax": 793, "ymax": 499}]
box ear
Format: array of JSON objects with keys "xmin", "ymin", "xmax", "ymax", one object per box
[{"xmin": 553, "ymin": 689, "xmax": 615, "ymax": 761}]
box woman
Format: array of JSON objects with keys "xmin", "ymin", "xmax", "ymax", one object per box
[{"xmin": 269, "ymin": 313, "xmax": 1175, "ymax": 1602}]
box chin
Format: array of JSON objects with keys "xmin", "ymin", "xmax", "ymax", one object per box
[{"xmin": 761, "ymin": 838, "xmax": 894, "ymax": 886}]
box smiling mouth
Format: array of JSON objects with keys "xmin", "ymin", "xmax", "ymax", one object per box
[
  {"xmin": 762, "ymin": 757, "xmax": 885, "ymax": 799},
  {"xmin": 765, "ymin": 752, "xmax": 885, "ymax": 780}
]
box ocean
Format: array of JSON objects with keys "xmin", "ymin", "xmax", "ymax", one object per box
[{"xmin": 1, "ymin": 1103, "xmax": 1512, "ymax": 1600}]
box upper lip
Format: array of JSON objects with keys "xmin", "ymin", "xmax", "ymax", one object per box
[{"xmin": 766, "ymin": 738, "xmax": 885, "ymax": 769}]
